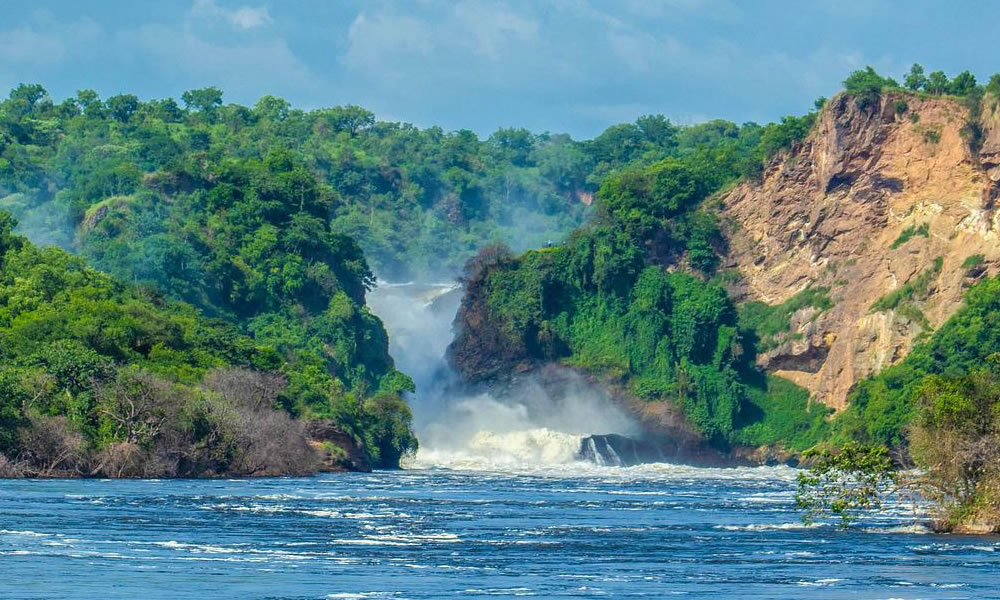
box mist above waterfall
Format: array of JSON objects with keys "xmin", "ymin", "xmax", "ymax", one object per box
[{"xmin": 367, "ymin": 280, "xmax": 638, "ymax": 469}]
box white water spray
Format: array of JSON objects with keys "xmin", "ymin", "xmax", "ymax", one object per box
[{"xmin": 367, "ymin": 281, "xmax": 638, "ymax": 470}]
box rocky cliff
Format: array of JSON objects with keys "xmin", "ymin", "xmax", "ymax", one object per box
[
  {"xmin": 447, "ymin": 89, "xmax": 1000, "ymax": 454},
  {"xmin": 722, "ymin": 91, "xmax": 1000, "ymax": 409}
]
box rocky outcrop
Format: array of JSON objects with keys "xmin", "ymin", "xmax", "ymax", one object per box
[
  {"xmin": 978, "ymin": 96, "xmax": 1000, "ymax": 183},
  {"xmin": 448, "ymin": 90, "xmax": 1000, "ymax": 449},
  {"xmin": 722, "ymin": 91, "xmax": 1000, "ymax": 409},
  {"xmin": 447, "ymin": 264, "xmax": 539, "ymax": 382},
  {"xmin": 305, "ymin": 420, "xmax": 372, "ymax": 473},
  {"xmin": 576, "ymin": 433, "xmax": 790, "ymax": 467}
]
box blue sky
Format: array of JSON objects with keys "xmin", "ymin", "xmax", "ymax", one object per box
[{"xmin": 0, "ymin": 0, "xmax": 996, "ymax": 138}]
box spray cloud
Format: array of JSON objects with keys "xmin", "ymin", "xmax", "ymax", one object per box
[{"xmin": 367, "ymin": 280, "xmax": 637, "ymax": 470}]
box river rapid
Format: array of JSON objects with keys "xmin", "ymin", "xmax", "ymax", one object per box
[
  {"xmin": 2, "ymin": 466, "xmax": 998, "ymax": 599},
  {"xmin": 1, "ymin": 282, "xmax": 998, "ymax": 599}
]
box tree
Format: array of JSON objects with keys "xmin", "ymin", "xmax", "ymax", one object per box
[
  {"xmin": 76, "ymin": 89, "xmax": 105, "ymax": 118},
  {"xmin": 635, "ymin": 114, "xmax": 679, "ymax": 151},
  {"xmin": 106, "ymin": 94, "xmax": 140, "ymax": 123},
  {"xmin": 949, "ymin": 70, "xmax": 979, "ymax": 96},
  {"xmin": 204, "ymin": 368, "xmax": 286, "ymax": 410},
  {"xmin": 253, "ymin": 95, "xmax": 290, "ymax": 121},
  {"xmin": 8, "ymin": 83, "xmax": 49, "ymax": 115},
  {"xmin": 181, "ymin": 87, "xmax": 223, "ymax": 114},
  {"xmin": 988, "ymin": 73, "xmax": 1000, "ymax": 97},
  {"xmin": 843, "ymin": 66, "xmax": 895, "ymax": 109},
  {"xmin": 95, "ymin": 369, "xmax": 177, "ymax": 446},
  {"xmin": 597, "ymin": 158, "xmax": 702, "ymax": 239},
  {"xmin": 909, "ymin": 366, "xmax": 1000, "ymax": 526},
  {"xmin": 363, "ymin": 393, "xmax": 417, "ymax": 468},
  {"xmin": 904, "ymin": 63, "xmax": 927, "ymax": 91},
  {"xmin": 316, "ymin": 105, "xmax": 375, "ymax": 136},
  {"xmin": 587, "ymin": 122, "xmax": 644, "ymax": 167},
  {"xmin": 18, "ymin": 415, "xmax": 85, "ymax": 476},
  {"xmin": 926, "ymin": 70, "xmax": 950, "ymax": 95},
  {"xmin": 795, "ymin": 443, "xmax": 898, "ymax": 527},
  {"xmin": 488, "ymin": 127, "xmax": 535, "ymax": 167},
  {"xmin": 0, "ymin": 211, "xmax": 21, "ymax": 259}
]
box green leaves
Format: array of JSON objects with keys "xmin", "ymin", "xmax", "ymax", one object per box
[
  {"xmin": 843, "ymin": 66, "xmax": 899, "ymax": 109},
  {"xmin": 738, "ymin": 286, "xmax": 833, "ymax": 352},
  {"xmin": 795, "ymin": 443, "xmax": 897, "ymax": 528},
  {"xmin": 840, "ymin": 276, "xmax": 1000, "ymax": 447},
  {"xmin": 597, "ymin": 158, "xmax": 703, "ymax": 239},
  {"xmin": 889, "ymin": 223, "xmax": 930, "ymax": 249},
  {"xmin": 180, "ymin": 87, "xmax": 223, "ymax": 115}
]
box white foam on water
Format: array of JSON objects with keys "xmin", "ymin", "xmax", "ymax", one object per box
[
  {"xmin": 332, "ymin": 533, "xmax": 459, "ymax": 547},
  {"xmin": 408, "ymin": 427, "xmax": 585, "ymax": 470},
  {"xmin": 369, "ymin": 280, "xmax": 638, "ymax": 473},
  {"xmin": 796, "ymin": 578, "xmax": 843, "ymax": 586},
  {"xmin": 0, "ymin": 529, "xmax": 51, "ymax": 537},
  {"xmin": 872, "ymin": 524, "xmax": 932, "ymax": 534},
  {"xmin": 405, "ymin": 449, "xmax": 802, "ymax": 485},
  {"xmin": 714, "ymin": 522, "xmax": 821, "ymax": 531}
]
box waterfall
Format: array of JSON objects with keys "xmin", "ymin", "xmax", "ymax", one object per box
[{"xmin": 367, "ymin": 281, "xmax": 639, "ymax": 470}]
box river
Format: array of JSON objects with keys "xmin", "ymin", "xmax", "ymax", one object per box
[
  {"xmin": 1, "ymin": 466, "xmax": 998, "ymax": 599},
  {"xmin": 1, "ymin": 283, "xmax": 998, "ymax": 598}
]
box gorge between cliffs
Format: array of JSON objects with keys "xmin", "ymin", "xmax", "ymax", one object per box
[{"xmin": 4, "ymin": 60, "xmax": 1000, "ymax": 599}]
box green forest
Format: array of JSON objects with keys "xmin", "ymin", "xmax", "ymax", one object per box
[
  {"xmin": 452, "ymin": 121, "xmax": 829, "ymax": 451},
  {"xmin": 2, "ymin": 83, "xmax": 591, "ymax": 281},
  {"xmin": 0, "ymin": 79, "xmax": 817, "ymax": 474},
  {"xmin": 458, "ymin": 65, "xmax": 1000, "ymax": 528},
  {"xmin": 2, "ymin": 62, "xmax": 1000, "ymax": 528}
]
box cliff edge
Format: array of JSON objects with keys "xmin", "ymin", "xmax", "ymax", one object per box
[{"xmin": 722, "ymin": 91, "xmax": 1000, "ymax": 409}]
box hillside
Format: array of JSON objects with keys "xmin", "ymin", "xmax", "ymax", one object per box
[
  {"xmin": 448, "ymin": 71, "xmax": 1000, "ymax": 469},
  {"xmin": 0, "ymin": 213, "xmax": 395, "ymax": 477},
  {"xmin": 723, "ymin": 90, "xmax": 1000, "ymax": 409},
  {"xmin": 0, "ymin": 83, "xmax": 783, "ymax": 473},
  {"xmin": 0, "ymin": 85, "xmax": 697, "ymax": 281},
  {"xmin": 0, "ymin": 87, "xmax": 421, "ymax": 472},
  {"xmin": 448, "ymin": 116, "xmax": 829, "ymax": 454}
]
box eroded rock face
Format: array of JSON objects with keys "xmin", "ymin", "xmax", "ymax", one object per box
[
  {"xmin": 447, "ymin": 266, "xmax": 539, "ymax": 383},
  {"xmin": 978, "ymin": 97, "xmax": 1000, "ymax": 184},
  {"xmin": 723, "ymin": 92, "xmax": 1000, "ymax": 409}
]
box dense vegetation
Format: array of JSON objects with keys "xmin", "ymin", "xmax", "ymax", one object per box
[
  {"xmin": 836, "ymin": 276, "xmax": 1000, "ymax": 448},
  {"xmin": 798, "ymin": 360, "xmax": 1000, "ymax": 532},
  {"xmin": 453, "ymin": 63, "xmax": 1000, "ymax": 459},
  {"xmin": 1, "ymin": 85, "xmax": 577, "ymax": 281},
  {"xmin": 0, "ymin": 82, "xmax": 828, "ymax": 281},
  {"xmin": 844, "ymin": 64, "xmax": 990, "ymax": 105},
  {"xmin": 3, "ymin": 61, "xmax": 1000, "ymax": 483},
  {"xmin": 0, "ymin": 82, "xmax": 829, "ymax": 468},
  {"xmin": 786, "ymin": 65, "xmax": 1000, "ymax": 532},
  {"xmin": 738, "ymin": 287, "xmax": 833, "ymax": 352},
  {"xmin": 453, "ymin": 116, "xmax": 830, "ymax": 450},
  {"xmin": 0, "ymin": 83, "xmax": 591, "ymax": 280},
  {"xmin": 0, "ymin": 213, "xmax": 414, "ymax": 476},
  {"xmin": 0, "ymin": 84, "xmax": 440, "ymax": 471}
]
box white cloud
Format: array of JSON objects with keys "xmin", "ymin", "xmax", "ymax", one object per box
[
  {"xmin": 190, "ymin": 0, "xmax": 273, "ymax": 30},
  {"xmin": 0, "ymin": 18, "xmax": 100, "ymax": 66},
  {"xmin": 451, "ymin": 1, "xmax": 538, "ymax": 60},
  {"xmin": 0, "ymin": 27, "xmax": 67, "ymax": 65},
  {"xmin": 115, "ymin": 23, "xmax": 313, "ymax": 96},
  {"xmin": 342, "ymin": 1, "xmax": 540, "ymax": 79},
  {"xmin": 343, "ymin": 12, "xmax": 434, "ymax": 72}
]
